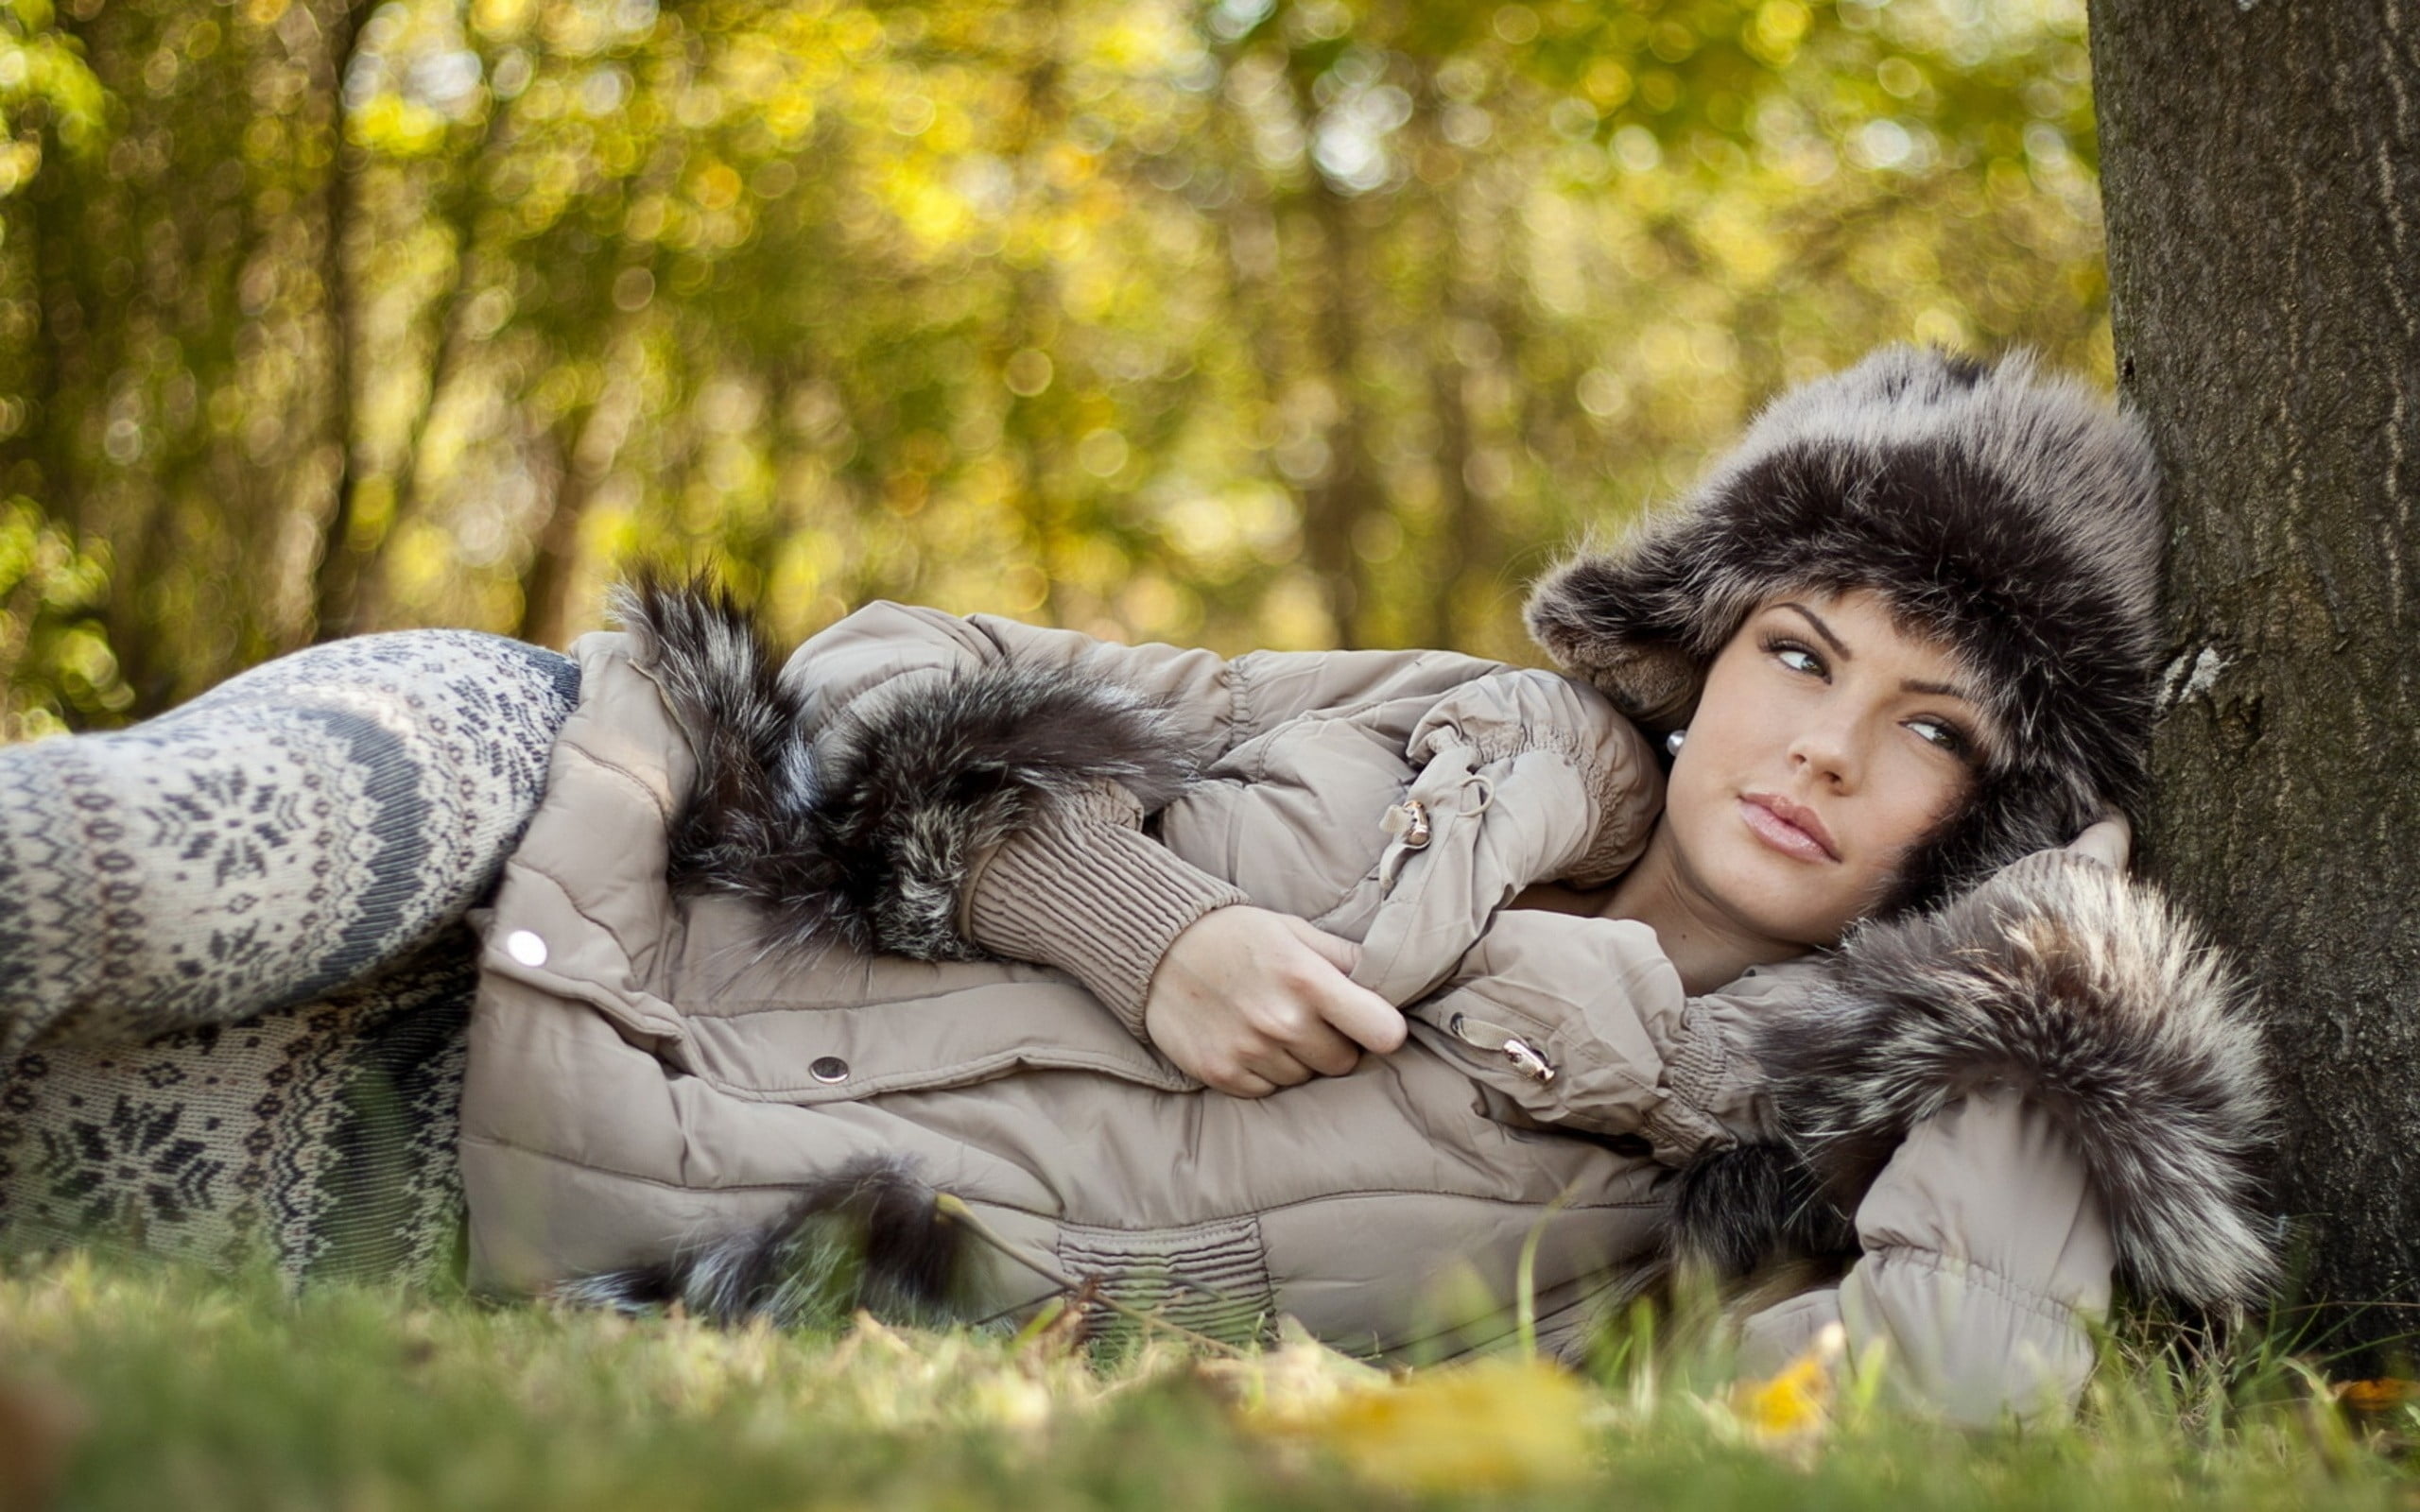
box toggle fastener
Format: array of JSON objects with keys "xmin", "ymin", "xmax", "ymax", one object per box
[
  {"xmin": 1447, "ymin": 1010, "xmax": 1556, "ymax": 1084},
  {"xmin": 1500, "ymin": 1039, "xmax": 1555, "ymax": 1084},
  {"xmin": 1381, "ymin": 798, "xmax": 1432, "ymax": 849}
]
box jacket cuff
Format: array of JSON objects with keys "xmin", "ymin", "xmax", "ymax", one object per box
[
  {"xmin": 964, "ymin": 785, "xmax": 1248, "ymax": 1038},
  {"xmin": 1644, "ymin": 999, "xmax": 1747, "ymax": 1158},
  {"xmin": 1756, "ymin": 852, "xmax": 2274, "ymax": 1310}
]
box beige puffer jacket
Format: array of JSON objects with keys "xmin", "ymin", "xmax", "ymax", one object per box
[{"xmin": 460, "ymin": 590, "xmax": 2271, "ymax": 1425}]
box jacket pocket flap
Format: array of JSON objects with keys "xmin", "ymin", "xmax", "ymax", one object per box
[{"xmin": 672, "ymin": 976, "xmax": 1201, "ymax": 1101}]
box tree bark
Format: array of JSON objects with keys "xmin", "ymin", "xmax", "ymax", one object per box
[
  {"xmin": 300, "ymin": 0, "xmax": 378, "ymax": 644},
  {"xmin": 2092, "ymin": 0, "xmax": 2420, "ymax": 1351},
  {"xmin": 317, "ymin": 43, "xmax": 519, "ymax": 642},
  {"xmin": 1299, "ymin": 170, "xmax": 1379, "ymax": 649},
  {"xmin": 512, "ymin": 402, "xmax": 603, "ymax": 651}
]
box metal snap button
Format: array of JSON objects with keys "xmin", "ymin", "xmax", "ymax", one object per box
[
  {"xmin": 504, "ymin": 930, "xmax": 548, "ymax": 968},
  {"xmin": 809, "ymin": 1057, "xmax": 850, "ymax": 1084}
]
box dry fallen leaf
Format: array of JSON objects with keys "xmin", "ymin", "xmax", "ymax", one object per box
[
  {"xmin": 2334, "ymin": 1378, "xmax": 2420, "ymax": 1415},
  {"xmin": 0, "ymin": 1376, "xmax": 86, "ymax": 1512},
  {"xmin": 1308, "ymin": 1357, "xmax": 1597, "ymax": 1493},
  {"xmin": 1195, "ymin": 1315, "xmax": 1389, "ymax": 1421},
  {"xmin": 1213, "ymin": 1326, "xmax": 1594, "ymax": 1496},
  {"xmin": 1010, "ymin": 1277, "xmax": 1098, "ymax": 1364}
]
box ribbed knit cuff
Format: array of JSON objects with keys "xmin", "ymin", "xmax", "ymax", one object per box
[
  {"xmin": 964, "ymin": 791, "xmax": 1248, "ymax": 1039},
  {"xmin": 1644, "ymin": 1001, "xmax": 1737, "ymax": 1160}
]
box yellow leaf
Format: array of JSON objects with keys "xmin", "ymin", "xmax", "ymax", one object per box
[
  {"xmin": 2335, "ymin": 1378, "xmax": 2420, "ymax": 1415},
  {"xmin": 1728, "ymin": 1320, "xmax": 1845, "ymax": 1446},
  {"xmin": 1738, "ymin": 1353, "xmax": 1828, "ymax": 1435},
  {"xmin": 1196, "ymin": 1316, "xmax": 1387, "ymax": 1424},
  {"xmin": 1233, "ymin": 1347, "xmax": 1595, "ymax": 1495}
]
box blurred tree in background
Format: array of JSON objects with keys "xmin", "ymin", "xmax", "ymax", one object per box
[{"xmin": 0, "ymin": 0, "xmax": 2105, "ymax": 734}]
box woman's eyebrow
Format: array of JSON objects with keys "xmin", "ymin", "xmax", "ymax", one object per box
[
  {"xmin": 1777, "ymin": 601, "xmax": 1852, "ymax": 660},
  {"xmin": 1780, "ymin": 601, "xmax": 1979, "ymax": 703}
]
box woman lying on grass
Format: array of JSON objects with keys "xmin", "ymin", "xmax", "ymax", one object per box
[{"xmin": 0, "ymin": 347, "xmax": 2273, "ymax": 1425}]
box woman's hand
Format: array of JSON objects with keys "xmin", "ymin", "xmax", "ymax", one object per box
[
  {"xmin": 1144, "ymin": 905, "xmax": 1408, "ymax": 1097},
  {"xmin": 2066, "ymin": 814, "xmax": 2132, "ymax": 870}
]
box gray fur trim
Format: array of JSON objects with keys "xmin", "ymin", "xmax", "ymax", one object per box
[
  {"xmin": 614, "ymin": 574, "xmax": 1197, "ymax": 961},
  {"xmin": 1526, "ymin": 347, "xmax": 2164, "ymax": 910},
  {"xmin": 610, "ymin": 572, "xmax": 822, "ymax": 910},
  {"xmin": 1712, "ymin": 857, "xmax": 2275, "ymax": 1310},
  {"xmin": 554, "ymin": 1156, "xmax": 968, "ymax": 1328}
]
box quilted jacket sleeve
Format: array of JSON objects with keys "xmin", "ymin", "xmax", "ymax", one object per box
[
  {"xmin": 1732, "ymin": 1088, "xmax": 2115, "ymax": 1426},
  {"xmin": 787, "ymin": 599, "xmax": 1504, "ymax": 760},
  {"xmin": 773, "ymin": 599, "xmax": 1507, "ymax": 1025},
  {"xmin": 1712, "ymin": 851, "xmax": 2272, "ymax": 1425},
  {"xmin": 1393, "ymin": 909, "xmax": 1786, "ymax": 1160},
  {"xmin": 964, "ymin": 664, "xmax": 1662, "ymax": 1037},
  {"xmin": 1333, "ymin": 668, "xmax": 1663, "ymax": 1007}
]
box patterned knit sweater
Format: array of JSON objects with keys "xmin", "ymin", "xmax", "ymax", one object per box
[{"xmin": 0, "ymin": 629, "xmax": 578, "ymax": 1285}]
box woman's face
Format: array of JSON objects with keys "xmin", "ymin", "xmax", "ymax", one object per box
[{"xmin": 1662, "ymin": 589, "xmax": 1990, "ymax": 947}]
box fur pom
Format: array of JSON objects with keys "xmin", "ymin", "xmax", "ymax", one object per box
[
  {"xmin": 610, "ymin": 571, "xmax": 822, "ymax": 909},
  {"xmin": 1715, "ymin": 856, "xmax": 2276, "ymax": 1310},
  {"xmin": 554, "ymin": 1157, "xmax": 967, "ymax": 1328},
  {"xmin": 1526, "ymin": 347, "xmax": 2164, "ymax": 909},
  {"xmin": 1664, "ymin": 1143, "xmax": 1857, "ymax": 1280},
  {"xmin": 614, "ymin": 573, "xmax": 1198, "ymax": 961}
]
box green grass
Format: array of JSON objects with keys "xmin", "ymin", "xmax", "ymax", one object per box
[{"xmin": 0, "ymin": 1252, "xmax": 2411, "ymax": 1512}]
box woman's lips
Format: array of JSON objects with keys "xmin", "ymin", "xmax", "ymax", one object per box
[{"xmin": 1738, "ymin": 795, "xmax": 1840, "ymax": 862}]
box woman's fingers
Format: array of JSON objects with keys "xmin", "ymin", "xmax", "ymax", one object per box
[
  {"xmin": 1142, "ymin": 905, "xmax": 1406, "ymax": 1096},
  {"xmin": 1279, "ymin": 918, "xmax": 1406, "ymax": 1057},
  {"xmin": 1282, "ymin": 1018, "xmax": 1365, "ymax": 1078},
  {"xmin": 1284, "ymin": 917, "xmax": 1363, "ymax": 975},
  {"xmin": 2067, "ymin": 815, "xmax": 2132, "ymax": 870},
  {"xmin": 1238, "ymin": 1047, "xmax": 1317, "ymax": 1090},
  {"xmin": 1309, "ymin": 973, "xmax": 1407, "ymax": 1056},
  {"xmin": 1239, "ymin": 979, "xmax": 1369, "ymax": 1076}
]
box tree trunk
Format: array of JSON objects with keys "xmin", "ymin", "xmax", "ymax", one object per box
[
  {"xmin": 319, "ymin": 44, "xmax": 519, "ymax": 642},
  {"xmin": 1300, "ymin": 171, "xmax": 1378, "ymax": 649},
  {"xmin": 512, "ymin": 404, "xmax": 603, "ymax": 651},
  {"xmin": 2091, "ymin": 0, "xmax": 2420, "ymax": 1352},
  {"xmin": 1426, "ymin": 337, "xmax": 1483, "ymax": 652},
  {"xmin": 300, "ymin": 0, "xmax": 376, "ymax": 644}
]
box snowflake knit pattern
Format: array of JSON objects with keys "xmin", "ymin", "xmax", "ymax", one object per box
[{"xmin": 0, "ymin": 630, "xmax": 578, "ymax": 1284}]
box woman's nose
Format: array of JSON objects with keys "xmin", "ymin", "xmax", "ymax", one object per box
[{"xmin": 1788, "ymin": 719, "xmax": 1861, "ymax": 790}]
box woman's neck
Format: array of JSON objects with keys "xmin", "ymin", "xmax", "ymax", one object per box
[{"xmin": 1597, "ymin": 827, "xmax": 1810, "ymax": 994}]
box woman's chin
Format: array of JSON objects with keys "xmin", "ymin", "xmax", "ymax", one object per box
[{"xmin": 1700, "ymin": 847, "xmax": 1861, "ymax": 951}]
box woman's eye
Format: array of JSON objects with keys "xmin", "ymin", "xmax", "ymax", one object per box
[
  {"xmin": 1756, "ymin": 632, "xmax": 1825, "ymax": 678},
  {"xmin": 1908, "ymin": 717, "xmax": 1966, "ymax": 755}
]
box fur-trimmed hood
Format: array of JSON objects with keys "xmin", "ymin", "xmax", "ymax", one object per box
[{"xmin": 1527, "ymin": 348, "xmax": 2164, "ymax": 912}]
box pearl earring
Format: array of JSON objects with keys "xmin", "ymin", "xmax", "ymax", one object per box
[{"xmin": 1665, "ymin": 728, "xmax": 1686, "ymax": 757}]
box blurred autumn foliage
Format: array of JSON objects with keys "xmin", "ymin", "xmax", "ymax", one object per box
[{"xmin": 0, "ymin": 0, "xmax": 2105, "ymax": 733}]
